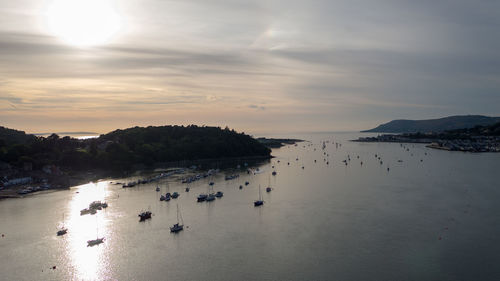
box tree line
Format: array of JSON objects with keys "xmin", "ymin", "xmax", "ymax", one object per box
[{"xmin": 0, "ymin": 125, "xmax": 271, "ymax": 171}]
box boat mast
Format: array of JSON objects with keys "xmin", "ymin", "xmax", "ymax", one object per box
[{"xmin": 177, "ymin": 204, "xmax": 179, "ymax": 224}]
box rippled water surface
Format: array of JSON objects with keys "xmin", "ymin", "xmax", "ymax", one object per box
[{"xmin": 1, "ymin": 133, "xmax": 499, "ymax": 281}]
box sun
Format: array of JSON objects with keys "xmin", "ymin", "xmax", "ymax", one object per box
[{"xmin": 47, "ymin": 0, "xmax": 121, "ymax": 47}]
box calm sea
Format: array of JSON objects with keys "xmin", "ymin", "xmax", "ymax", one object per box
[{"xmin": 1, "ymin": 132, "xmax": 499, "ymax": 281}]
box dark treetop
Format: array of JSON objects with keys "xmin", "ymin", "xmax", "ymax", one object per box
[{"xmin": 0, "ymin": 125, "xmax": 271, "ymax": 172}]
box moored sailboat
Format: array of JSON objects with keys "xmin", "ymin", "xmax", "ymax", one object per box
[
  {"xmin": 56, "ymin": 213, "xmax": 67, "ymax": 236},
  {"xmin": 254, "ymin": 185, "xmax": 264, "ymax": 206},
  {"xmin": 87, "ymin": 216, "xmax": 104, "ymax": 247},
  {"xmin": 170, "ymin": 204, "xmax": 184, "ymax": 233}
]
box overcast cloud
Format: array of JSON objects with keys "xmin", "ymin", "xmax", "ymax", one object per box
[{"xmin": 0, "ymin": 0, "xmax": 499, "ymax": 134}]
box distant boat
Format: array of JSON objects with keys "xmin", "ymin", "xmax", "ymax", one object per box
[
  {"xmin": 225, "ymin": 174, "xmax": 239, "ymax": 180},
  {"xmin": 254, "ymin": 185, "xmax": 264, "ymax": 206},
  {"xmin": 197, "ymin": 194, "xmax": 208, "ymax": 202},
  {"xmin": 87, "ymin": 216, "xmax": 104, "ymax": 247},
  {"xmin": 170, "ymin": 204, "xmax": 184, "ymax": 233},
  {"xmin": 56, "ymin": 213, "xmax": 67, "ymax": 236},
  {"xmin": 57, "ymin": 228, "xmax": 68, "ymax": 236},
  {"xmin": 206, "ymin": 193, "xmax": 216, "ymax": 201},
  {"xmin": 139, "ymin": 210, "xmax": 152, "ymax": 222},
  {"xmin": 80, "ymin": 208, "xmax": 91, "ymax": 216},
  {"xmin": 89, "ymin": 201, "xmax": 106, "ymax": 210},
  {"xmin": 87, "ymin": 237, "xmax": 104, "ymax": 247}
]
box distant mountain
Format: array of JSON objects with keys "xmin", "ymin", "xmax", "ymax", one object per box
[{"xmin": 362, "ymin": 115, "xmax": 500, "ymax": 133}]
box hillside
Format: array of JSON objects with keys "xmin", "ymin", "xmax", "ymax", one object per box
[
  {"xmin": 0, "ymin": 126, "xmax": 36, "ymax": 146},
  {"xmin": 362, "ymin": 115, "xmax": 500, "ymax": 133},
  {"xmin": 0, "ymin": 125, "xmax": 271, "ymax": 171},
  {"xmin": 95, "ymin": 125, "xmax": 271, "ymax": 168}
]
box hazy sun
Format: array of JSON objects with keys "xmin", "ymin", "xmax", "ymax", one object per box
[{"xmin": 47, "ymin": 0, "xmax": 121, "ymax": 46}]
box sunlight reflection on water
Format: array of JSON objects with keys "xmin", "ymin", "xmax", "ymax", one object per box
[{"xmin": 67, "ymin": 182, "xmax": 110, "ymax": 280}]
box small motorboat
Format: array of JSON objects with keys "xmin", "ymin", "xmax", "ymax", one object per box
[
  {"xmin": 87, "ymin": 237, "xmax": 104, "ymax": 247},
  {"xmin": 57, "ymin": 228, "xmax": 68, "ymax": 236},
  {"xmin": 139, "ymin": 211, "xmax": 152, "ymax": 222},
  {"xmin": 170, "ymin": 223, "xmax": 184, "ymax": 233},
  {"xmin": 197, "ymin": 194, "xmax": 208, "ymax": 202}
]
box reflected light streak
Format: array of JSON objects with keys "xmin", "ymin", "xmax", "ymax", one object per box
[{"xmin": 66, "ymin": 181, "xmax": 111, "ymax": 280}]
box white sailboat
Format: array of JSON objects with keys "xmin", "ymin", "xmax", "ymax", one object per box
[
  {"xmin": 170, "ymin": 204, "xmax": 184, "ymax": 233},
  {"xmin": 56, "ymin": 213, "xmax": 68, "ymax": 236},
  {"xmin": 87, "ymin": 216, "xmax": 104, "ymax": 247}
]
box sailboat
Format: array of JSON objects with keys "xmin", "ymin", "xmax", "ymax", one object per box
[
  {"xmin": 56, "ymin": 213, "xmax": 68, "ymax": 236},
  {"xmin": 206, "ymin": 182, "xmax": 216, "ymax": 201},
  {"xmin": 266, "ymin": 175, "xmax": 272, "ymax": 192},
  {"xmin": 170, "ymin": 204, "xmax": 184, "ymax": 233},
  {"xmin": 139, "ymin": 210, "xmax": 152, "ymax": 221},
  {"xmin": 254, "ymin": 185, "xmax": 264, "ymax": 206},
  {"xmin": 87, "ymin": 216, "xmax": 104, "ymax": 247}
]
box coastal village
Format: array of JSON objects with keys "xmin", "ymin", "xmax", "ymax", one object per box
[
  {"xmin": 0, "ymin": 162, "xmax": 71, "ymax": 198},
  {"xmin": 354, "ymin": 134, "xmax": 500, "ymax": 152}
]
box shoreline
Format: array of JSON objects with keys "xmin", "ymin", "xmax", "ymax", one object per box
[
  {"xmin": 0, "ymin": 155, "xmax": 272, "ymax": 200},
  {"xmin": 351, "ymin": 138, "xmax": 500, "ymax": 153}
]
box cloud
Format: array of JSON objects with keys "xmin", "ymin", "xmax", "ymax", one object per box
[
  {"xmin": 0, "ymin": 0, "xmax": 499, "ymax": 133},
  {"xmin": 248, "ymin": 104, "xmax": 266, "ymax": 110}
]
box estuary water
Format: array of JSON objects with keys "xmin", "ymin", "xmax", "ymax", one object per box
[{"xmin": 1, "ymin": 132, "xmax": 499, "ymax": 281}]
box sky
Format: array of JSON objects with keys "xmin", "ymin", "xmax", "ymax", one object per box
[{"xmin": 0, "ymin": 0, "xmax": 499, "ymax": 135}]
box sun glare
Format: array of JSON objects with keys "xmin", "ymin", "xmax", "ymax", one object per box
[{"xmin": 47, "ymin": 0, "xmax": 121, "ymax": 46}]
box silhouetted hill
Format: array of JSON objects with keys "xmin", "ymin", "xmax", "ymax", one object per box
[
  {"xmin": 0, "ymin": 126, "xmax": 36, "ymax": 146},
  {"xmin": 362, "ymin": 115, "xmax": 500, "ymax": 133},
  {"xmin": 95, "ymin": 125, "xmax": 271, "ymax": 168},
  {"xmin": 0, "ymin": 125, "xmax": 271, "ymax": 171}
]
